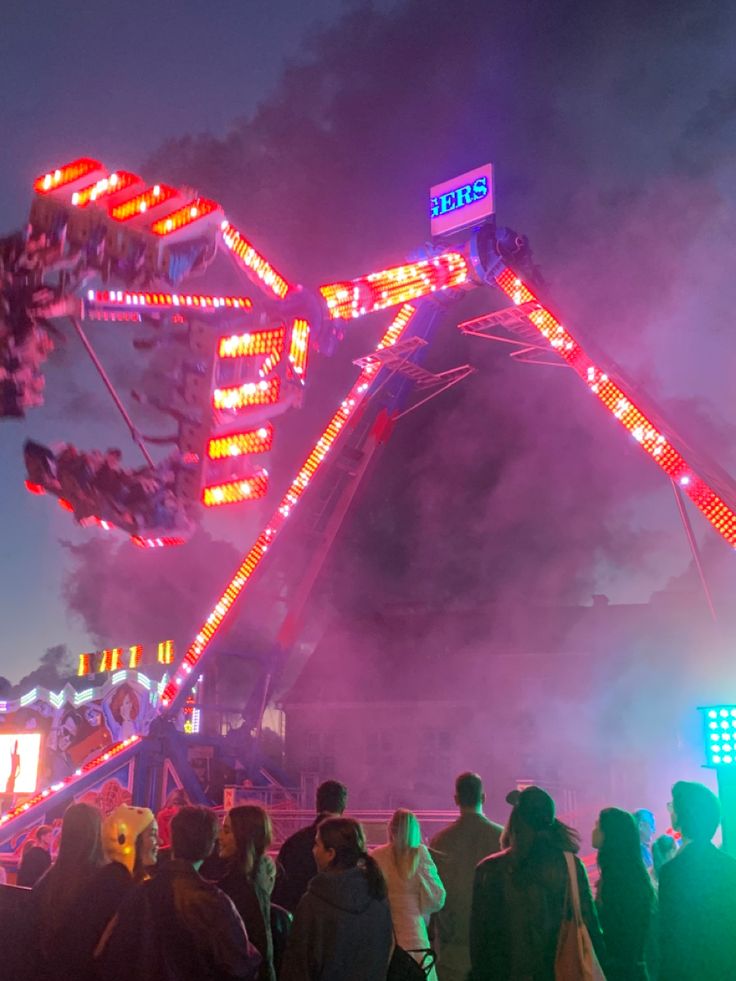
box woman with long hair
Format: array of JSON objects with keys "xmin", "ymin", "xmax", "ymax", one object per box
[
  {"xmin": 470, "ymin": 786, "xmax": 605, "ymax": 980},
  {"xmin": 25, "ymin": 802, "xmax": 106, "ymax": 980},
  {"xmin": 66, "ymin": 804, "xmax": 162, "ymax": 973},
  {"xmin": 218, "ymin": 804, "xmax": 277, "ymax": 981},
  {"xmin": 280, "ymin": 816, "xmax": 392, "ymax": 981},
  {"xmin": 594, "ymin": 807, "xmax": 656, "ymax": 980},
  {"xmin": 32, "ymin": 804, "xmax": 160, "ymax": 981},
  {"xmin": 373, "ymin": 808, "xmax": 446, "ymax": 980}
]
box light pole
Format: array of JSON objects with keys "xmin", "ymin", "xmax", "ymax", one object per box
[{"xmin": 699, "ymin": 705, "xmax": 736, "ymax": 855}]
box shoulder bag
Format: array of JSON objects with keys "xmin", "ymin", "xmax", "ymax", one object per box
[
  {"xmin": 386, "ymin": 932, "xmax": 436, "ymax": 981},
  {"xmin": 554, "ymin": 852, "xmax": 606, "ymax": 981}
]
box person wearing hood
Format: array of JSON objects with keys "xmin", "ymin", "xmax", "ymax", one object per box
[
  {"xmin": 274, "ymin": 779, "xmax": 348, "ymax": 912},
  {"xmin": 280, "ymin": 816, "xmax": 392, "ymax": 981}
]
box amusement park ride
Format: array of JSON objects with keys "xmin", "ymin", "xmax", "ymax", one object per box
[{"xmin": 2, "ymin": 155, "xmax": 736, "ymax": 857}]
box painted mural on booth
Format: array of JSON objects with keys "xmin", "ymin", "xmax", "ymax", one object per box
[{"xmin": 0, "ymin": 675, "xmax": 157, "ymax": 791}]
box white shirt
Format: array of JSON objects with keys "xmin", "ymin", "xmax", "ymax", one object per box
[{"xmin": 372, "ymin": 843, "xmax": 446, "ymax": 979}]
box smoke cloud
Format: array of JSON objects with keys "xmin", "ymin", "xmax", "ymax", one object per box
[{"xmin": 46, "ymin": 0, "xmax": 736, "ymax": 815}]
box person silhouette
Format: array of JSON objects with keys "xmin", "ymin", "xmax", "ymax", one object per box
[{"xmin": 5, "ymin": 739, "xmax": 21, "ymax": 794}]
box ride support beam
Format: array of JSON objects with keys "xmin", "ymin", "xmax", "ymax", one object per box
[{"xmin": 159, "ymin": 303, "xmax": 419, "ymax": 715}]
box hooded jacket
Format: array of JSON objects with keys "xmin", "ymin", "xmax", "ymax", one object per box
[{"xmin": 279, "ymin": 865, "xmax": 392, "ymax": 981}]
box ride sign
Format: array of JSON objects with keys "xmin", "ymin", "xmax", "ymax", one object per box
[{"xmin": 430, "ymin": 163, "xmax": 494, "ymax": 237}]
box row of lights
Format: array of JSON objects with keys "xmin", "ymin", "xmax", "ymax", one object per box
[
  {"xmin": 493, "ymin": 267, "xmax": 736, "ymax": 547},
  {"xmin": 130, "ymin": 535, "xmax": 187, "ymax": 548},
  {"xmin": 319, "ymin": 253, "xmax": 469, "ymax": 320},
  {"xmin": 704, "ymin": 708, "xmax": 736, "ymax": 766},
  {"xmin": 82, "ymin": 642, "xmax": 172, "ymax": 673},
  {"xmin": 35, "ymin": 158, "xmax": 224, "ymax": 240},
  {"xmin": 213, "ymin": 378, "xmax": 281, "ymax": 411},
  {"xmin": 207, "ymin": 425, "xmax": 273, "ymax": 460},
  {"xmin": 89, "ymin": 290, "xmax": 253, "ymax": 311},
  {"xmin": 150, "ymin": 197, "xmax": 220, "ymax": 237},
  {"xmin": 159, "ymin": 302, "xmax": 418, "ymax": 708},
  {"xmin": 218, "ymin": 326, "xmax": 286, "ymax": 359},
  {"xmin": 221, "ymin": 220, "xmax": 292, "ymax": 299},
  {"xmin": 289, "ymin": 318, "xmax": 310, "ymax": 378},
  {"xmin": 33, "ymin": 157, "xmax": 102, "ymax": 194},
  {"xmin": 109, "ymin": 184, "xmax": 177, "ymax": 222},
  {"xmin": 201, "ymin": 470, "xmax": 270, "ymax": 507},
  {"xmin": 71, "ymin": 171, "xmax": 140, "ymax": 208}
]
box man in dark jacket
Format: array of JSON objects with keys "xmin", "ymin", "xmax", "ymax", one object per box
[
  {"xmin": 659, "ymin": 780, "xmax": 736, "ymax": 980},
  {"xmin": 101, "ymin": 806, "xmax": 261, "ymax": 981},
  {"xmin": 430, "ymin": 772, "xmax": 503, "ymax": 981},
  {"xmin": 273, "ymin": 779, "xmax": 347, "ymax": 912}
]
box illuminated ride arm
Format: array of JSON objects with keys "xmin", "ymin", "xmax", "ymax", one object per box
[
  {"xmin": 484, "ymin": 262, "xmax": 736, "ymax": 547},
  {"xmin": 319, "ymin": 252, "xmax": 470, "ymax": 320},
  {"xmin": 220, "ymin": 221, "xmax": 294, "ymax": 300}
]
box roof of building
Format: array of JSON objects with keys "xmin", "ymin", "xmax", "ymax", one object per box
[{"xmin": 282, "ymin": 594, "xmax": 717, "ymax": 705}]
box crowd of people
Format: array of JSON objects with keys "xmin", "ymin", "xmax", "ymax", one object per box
[
  {"xmin": 23, "ymin": 439, "xmax": 194, "ymax": 536},
  {"xmin": 0, "ymin": 229, "xmax": 66, "ymax": 418},
  {"xmin": 3, "ymin": 773, "xmax": 736, "ymax": 981}
]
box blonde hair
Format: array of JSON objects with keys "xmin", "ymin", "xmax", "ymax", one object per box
[{"xmin": 388, "ymin": 808, "xmax": 421, "ymax": 878}]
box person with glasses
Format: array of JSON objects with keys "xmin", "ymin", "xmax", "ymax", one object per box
[{"xmin": 659, "ymin": 781, "xmax": 736, "ymax": 980}]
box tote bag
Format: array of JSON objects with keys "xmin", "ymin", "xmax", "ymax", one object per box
[{"xmin": 554, "ymin": 852, "xmax": 606, "ymax": 981}]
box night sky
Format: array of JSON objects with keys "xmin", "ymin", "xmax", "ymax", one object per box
[
  {"xmin": 0, "ymin": 0, "xmax": 387, "ymax": 681},
  {"xmin": 2, "ymin": 0, "xmax": 736, "ymax": 687}
]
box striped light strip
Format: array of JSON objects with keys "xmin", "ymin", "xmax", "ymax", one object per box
[
  {"xmin": 220, "ymin": 220, "xmax": 292, "ymax": 299},
  {"xmin": 494, "ymin": 267, "xmax": 736, "ymax": 546}
]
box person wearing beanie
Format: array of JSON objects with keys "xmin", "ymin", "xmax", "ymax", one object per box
[{"xmin": 470, "ymin": 786, "xmax": 604, "ymax": 980}]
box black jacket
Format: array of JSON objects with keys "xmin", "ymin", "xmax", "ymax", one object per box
[
  {"xmin": 100, "ymin": 859, "xmax": 262, "ymax": 981},
  {"xmin": 279, "ymin": 865, "xmax": 392, "ymax": 981},
  {"xmin": 470, "ymin": 846, "xmax": 604, "ymax": 980},
  {"xmin": 17, "ymin": 845, "xmax": 51, "ymax": 888},
  {"xmin": 596, "ymin": 872, "xmax": 654, "ymax": 981},
  {"xmin": 20, "ymin": 861, "xmax": 130, "ymax": 981},
  {"xmin": 219, "ymin": 860, "xmax": 276, "ymax": 981},
  {"xmin": 659, "ymin": 841, "xmax": 736, "ymax": 980},
  {"xmin": 273, "ymin": 817, "xmax": 322, "ymax": 913}
]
